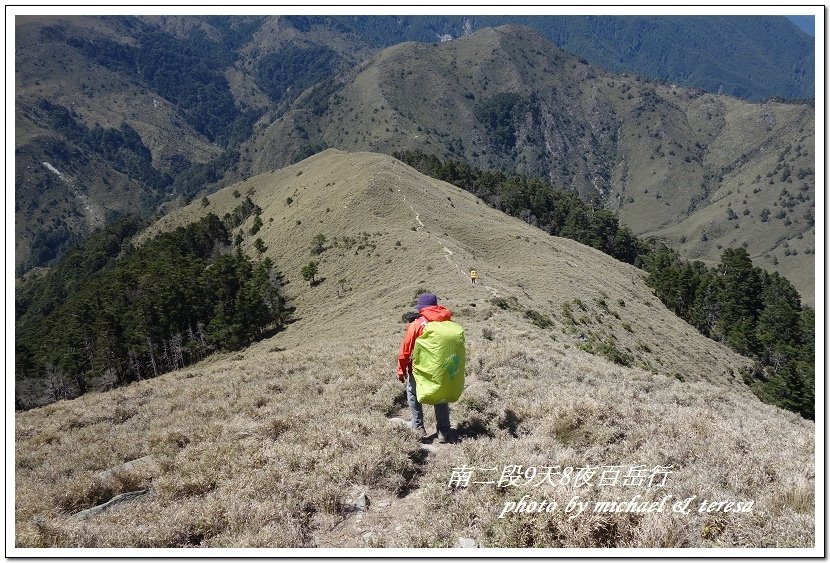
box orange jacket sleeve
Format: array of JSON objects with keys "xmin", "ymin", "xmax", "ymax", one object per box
[{"xmin": 397, "ymin": 318, "xmax": 425, "ymax": 376}]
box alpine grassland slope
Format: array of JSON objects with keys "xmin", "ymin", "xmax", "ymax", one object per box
[
  {"xmin": 16, "ymin": 151, "xmax": 814, "ymax": 548},
  {"xmin": 643, "ymin": 99, "xmax": 815, "ymax": 306},
  {"xmin": 17, "ymin": 17, "xmax": 814, "ymax": 302},
  {"xmin": 246, "ymin": 25, "xmax": 815, "ymax": 304}
]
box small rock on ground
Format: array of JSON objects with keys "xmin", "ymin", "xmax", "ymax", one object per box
[
  {"xmin": 386, "ymin": 417, "xmax": 409, "ymax": 428},
  {"xmin": 420, "ymin": 442, "xmax": 439, "ymax": 454},
  {"xmin": 456, "ymin": 537, "xmax": 477, "ymax": 548},
  {"xmin": 356, "ymin": 492, "xmax": 370, "ymax": 511}
]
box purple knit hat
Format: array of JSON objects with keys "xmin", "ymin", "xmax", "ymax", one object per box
[{"xmin": 415, "ymin": 292, "xmax": 438, "ymax": 310}]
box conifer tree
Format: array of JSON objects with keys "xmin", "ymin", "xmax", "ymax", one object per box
[{"xmin": 302, "ymin": 261, "xmax": 318, "ymax": 285}]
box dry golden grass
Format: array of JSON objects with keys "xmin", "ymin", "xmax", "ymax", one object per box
[
  {"xmin": 16, "ymin": 150, "xmax": 814, "ymax": 549},
  {"xmin": 15, "ymin": 326, "xmax": 814, "ymax": 548},
  {"xmin": 16, "ymin": 340, "xmax": 421, "ymax": 548}
]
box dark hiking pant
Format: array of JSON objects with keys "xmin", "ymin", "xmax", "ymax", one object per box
[{"xmin": 406, "ymin": 373, "xmax": 450, "ymax": 433}]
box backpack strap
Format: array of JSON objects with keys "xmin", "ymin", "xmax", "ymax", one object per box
[{"xmin": 415, "ymin": 316, "xmax": 428, "ymax": 336}]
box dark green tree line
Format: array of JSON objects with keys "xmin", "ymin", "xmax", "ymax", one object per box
[
  {"xmin": 37, "ymin": 99, "xmax": 171, "ymax": 190},
  {"xmin": 16, "ymin": 214, "xmax": 290, "ymax": 408},
  {"xmin": 255, "ymin": 45, "xmax": 340, "ymax": 104},
  {"xmin": 473, "ymin": 93, "xmax": 532, "ymax": 150},
  {"xmin": 643, "ymin": 246, "xmax": 814, "ymax": 419}
]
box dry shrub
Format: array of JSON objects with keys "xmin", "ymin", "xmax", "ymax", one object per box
[
  {"xmin": 26, "ymin": 431, "xmax": 60, "ymax": 448},
  {"xmin": 163, "ymin": 499, "xmax": 229, "ymax": 547},
  {"xmin": 152, "ymin": 445, "xmax": 225, "ymax": 501},
  {"xmin": 20, "ymin": 517, "xmax": 73, "ymax": 548},
  {"xmin": 546, "ymin": 401, "xmax": 602, "ymax": 446},
  {"xmin": 309, "ymin": 488, "xmax": 343, "ymax": 515},
  {"xmin": 156, "ymin": 473, "xmax": 216, "ymax": 500},
  {"xmin": 53, "ymin": 477, "xmax": 115, "ymax": 514},
  {"xmin": 628, "ymin": 513, "xmax": 698, "ymax": 547},
  {"xmin": 262, "ymin": 417, "xmax": 293, "ymax": 440},
  {"xmin": 457, "ymin": 383, "xmax": 499, "ymax": 414},
  {"xmin": 772, "ymin": 483, "xmax": 814, "ymax": 514},
  {"xmin": 54, "ymin": 466, "xmax": 150, "ymax": 514},
  {"xmin": 147, "ymin": 429, "xmax": 191, "ymax": 457}
]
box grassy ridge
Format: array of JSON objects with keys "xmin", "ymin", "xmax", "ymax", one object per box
[
  {"xmin": 396, "ymin": 150, "xmax": 814, "ymax": 419},
  {"xmin": 247, "ymin": 25, "xmax": 813, "ymax": 306},
  {"xmin": 279, "ymin": 15, "xmax": 814, "ymax": 100}
]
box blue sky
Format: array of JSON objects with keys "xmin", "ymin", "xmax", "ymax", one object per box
[{"xmin": 786, "ymin": 15, "xmax": 815, "ymax": 36}]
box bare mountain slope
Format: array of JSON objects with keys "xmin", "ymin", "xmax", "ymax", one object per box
[
  {"xmin": 16, "ymin": 150, "xmax": 814, "ymax": 549},
  {"xmin": 244, "ymin": 25, "xmax": 815, "ymax": 303}
]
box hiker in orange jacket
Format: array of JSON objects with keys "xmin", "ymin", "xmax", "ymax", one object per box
[{"xmin": 397, "ymin": 292, "xmax": 453, "ymax": 443}]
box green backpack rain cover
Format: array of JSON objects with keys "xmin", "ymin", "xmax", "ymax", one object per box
[{"xmin": 412, "ymin": 320, "xmax": 465, "ymax": 404}]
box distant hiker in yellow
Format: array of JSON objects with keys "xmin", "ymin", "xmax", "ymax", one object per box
[
  {"xmin": 397, "ymin": 293, "xmax": 465, "ymax": 444},
  {"xmin": 469, "ymin": 269, "xmax": 477, "ymax": 284}
]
